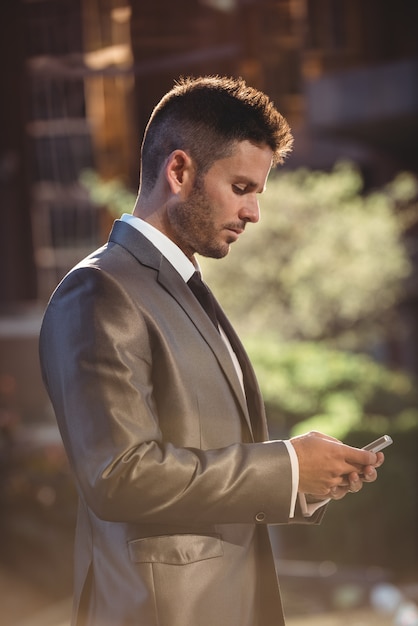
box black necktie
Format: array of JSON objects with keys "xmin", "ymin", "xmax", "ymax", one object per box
[
  {"xmin": 187, "ymin": 272, "xmax": 219, "ymax": 331},
  {"xmin": 188, "ymin": 272, "xmax": 264, "ymax": 439}
]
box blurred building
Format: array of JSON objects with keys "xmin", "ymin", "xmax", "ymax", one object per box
[
  {"xmin": 0, "ymin": 0, "xmax": 417, "ymax": 418},
  {"xmin": 1, "ymin": 0, "xmax": 417, "ymax": 303}
]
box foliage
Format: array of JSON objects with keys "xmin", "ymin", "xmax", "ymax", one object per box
[
  {"xmin": 202, "ymin": 163, "xmax": 416, "ymax": 344},
  {"xmin": 245, "ymin": 338, "xmax": 418, "ymax": 438},
  {"xmin": 80, "ymin": 169, "xmax": 136, "ymax": 217}
]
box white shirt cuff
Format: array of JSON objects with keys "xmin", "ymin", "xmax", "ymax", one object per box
[
  {"xmin": 283, "ymin": 440, "xmax": 299, "ymax": 518},
  {"xmin": 298, "ymin": 493, "xmax": 331, "ymax": 517}
]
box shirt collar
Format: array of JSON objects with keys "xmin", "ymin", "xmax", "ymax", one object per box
[{"xmin": 120, "ymin": 213, "xmax": 197, "ymax": 282}]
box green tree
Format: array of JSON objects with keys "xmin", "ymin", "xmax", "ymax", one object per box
[
  {"xmin": 80, "ymin": 170, "xmax": 137, "ymax": 217},
  {"xmin": 245, "ymin": 338, "xmax": 417, "ymax": 438}
]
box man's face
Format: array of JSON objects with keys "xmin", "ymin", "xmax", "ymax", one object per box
[{"xmin": 167, "ymin": 140, "xmax": 273, "ymax": 260}]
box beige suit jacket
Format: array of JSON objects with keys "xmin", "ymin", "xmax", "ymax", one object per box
[{"xmin": 39, "ymin": 220, "xmax": 323, "ymax": 626}]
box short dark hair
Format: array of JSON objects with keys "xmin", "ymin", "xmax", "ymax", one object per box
[{"xmin": 139, "ymin": 75, "xmax": 293, "ymax": 194}]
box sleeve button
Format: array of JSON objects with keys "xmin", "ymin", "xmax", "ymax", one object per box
[{"xmin": 255, "ymin": 512, "xmax": 266, "ymax": 523}]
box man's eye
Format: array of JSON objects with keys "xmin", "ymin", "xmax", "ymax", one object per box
[{"xmin": 232, "ymin": 185, "xmax": 246, "ymax": 194}]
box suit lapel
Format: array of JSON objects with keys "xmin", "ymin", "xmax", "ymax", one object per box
[
  {"xmin": 214, "ymin": 303, "xmax": 268, "ymax": 442},
  {"xmin": 158, "ymin": 265, "xmax": 256, "ymax": 438},
  {"xmin": 108, "ymin": 220, "xmax": 256, "ymax": 439}
]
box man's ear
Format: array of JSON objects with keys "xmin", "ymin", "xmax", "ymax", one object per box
[{"xmin": 165, "ymin": 150, "xmax": 195, "ymax": 196}]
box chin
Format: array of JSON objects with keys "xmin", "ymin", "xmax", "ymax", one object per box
[{"xmin": 199, "ymin": 245, "xmax": 230, "ymax": 260}]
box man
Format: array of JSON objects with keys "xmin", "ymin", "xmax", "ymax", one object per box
[{"xmin": 39, "ymin": 76, "xmax": 383, "ymax": 626}]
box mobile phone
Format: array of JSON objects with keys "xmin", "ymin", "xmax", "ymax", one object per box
[{"xmin": 362, "ymin": 435, "xmax": 393, "ymax": 453}]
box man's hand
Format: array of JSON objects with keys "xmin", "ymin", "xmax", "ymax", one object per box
[{"xmin": 290, "ymin": 430, "xmax": 384, "ymax": 499}]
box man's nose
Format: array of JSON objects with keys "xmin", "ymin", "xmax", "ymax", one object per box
[{"xmin": 239, "ymin": 196, "xmax": 260, "ymax": 223}]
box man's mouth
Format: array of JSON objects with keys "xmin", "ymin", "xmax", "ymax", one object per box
[
  {"xmin": 225, "ymin": 224, "xmax": 245, "ymax": 237},
  {"xmin": 224, "ymin": 228, "xmax": 243, "ymax": 243}
]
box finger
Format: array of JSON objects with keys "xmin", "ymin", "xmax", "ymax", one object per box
[
  {"xmin": 359, "ymin": 452, "xmax": 385, "ymax": 472},
  {"xmin": 375, "ymin": 451, "xmax": 385, "ymax": 468},
  {"xmin": 347, "ymin": 472, "xmax": 362, "ymax": 493},
  {"xmin": 330, "ymin": 485, "xmax": 350, "ymax": 500},
  {"xmin": 362, "ymin": 466, "xmax": 378, "ymax": 483},
  {"xmin": 344, "ymin": 445, "xmax": 378, "ymax": 470}
]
